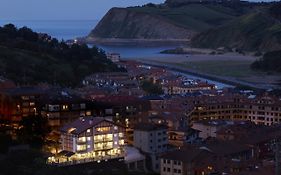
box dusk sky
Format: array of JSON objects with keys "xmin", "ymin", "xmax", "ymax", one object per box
[{"xmin": 0, "ymin": 0, "xmax": 164, "ymax": 20}]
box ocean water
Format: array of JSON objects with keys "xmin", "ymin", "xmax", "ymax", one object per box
[{"xmin": 0, "ymin": 20, "xmax": 98, "ymax": 40}]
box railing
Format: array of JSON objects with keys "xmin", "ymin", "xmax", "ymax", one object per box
[
  {"xmin": 47, "ymin": 153, "xmax": 124, "ymax": 167},
  {"xmin": 94, "ymin": 137, "xmax": 113, "ymax": 143},
  {"xmin": 77, "ymin": 140, "xmax": 86, "ymax": 144}
]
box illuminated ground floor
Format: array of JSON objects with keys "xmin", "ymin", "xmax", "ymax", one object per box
[{"xmin": 47, "ymin": 148, "xmax": 124, "ymax": 166}]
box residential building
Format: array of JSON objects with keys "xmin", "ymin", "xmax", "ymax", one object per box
[
  {"xmin": 40, "ymin": 90, "xmax": 89, "ymax": 129},
  {"xmin": 134, "ymin": 123, "xmax": 168, "ymax": 172},
  {"xmin": 107, "ymin": 53, "xmax": 120, "ymax": 63},
  {"xmin": 0, "ymin": 87, "xmax": 45, "ymax": 123},
  {"xmin": 162, "ymin": 82, "xmax": 215, "ymax": 95},
  {"xmin": 161, "ymin": 140, "xmax": 254, "ymax": 175},
  {"xmin": 187, "ymin": 93, "xmax": 281, "ymax": 126},
  {"xmin": 168, "ymin": 128, "xmax": 199, "ymax": 147},
  {"xmin": 48, "ymin": 116, "xmax": 125, "ymax": 165}
]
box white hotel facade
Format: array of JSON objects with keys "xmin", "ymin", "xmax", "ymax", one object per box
[{"xmin": 48, "ymin": 117, "xmax": 125, "ymax": 165}]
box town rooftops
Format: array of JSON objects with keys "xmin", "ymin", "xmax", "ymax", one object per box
[
  {"xmin": 134, "ymin": 123, "xmax": 168, "ymax": 131},
  {"xmin": 161, "ymin": 146, "xmax": 209, "ymax": 163},
  {"xmin": 193, "ymin": 120, "xmax": 252, "ymax": 127},
  {"xmin": 0, "ymin": 87, "xmax": 45, "ymax": 96},
  {"xmin": 141, "ymin": 95, "xmax": 164, "ymax": 101},
  {"xmin": 162, "ymin": 140, "xmax": 251, "ymax": 162}
]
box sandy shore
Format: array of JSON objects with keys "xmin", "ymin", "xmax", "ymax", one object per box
[
  {"xmin": 139, "ymin": 52, "xmax": 257, "ymax": 63},
  {"xmin": 80, "ymin": 37, "xmax": 190, "ymax": 46}
]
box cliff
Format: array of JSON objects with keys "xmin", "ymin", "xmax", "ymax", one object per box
[
  {"xmin": 87, "ymin": 8, "xmax": 194, "ymax": 42},
  {"xmin": 85, "ymin": 4, "xmax": 240, "ymax": 44}
]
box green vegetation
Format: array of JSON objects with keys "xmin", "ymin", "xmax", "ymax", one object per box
[
  {"xmin": 191, "ymin": 3, "xmax": 281, "ymax": 51},
  {"xmin": 128, "ymin": 4, "xmax": 240, "ymax": 32},
  {"xmin": 17, "ymin": 114, "xmax": 50, "ymax": 148},
  {"xmin": 0, "ymin": 24, "xmax": 123, "ymax": 87},
  {"xmin": 141, "ymin": 80, "xmax": 163, "ymax": 95},
  {"xmin": 160, "ymin": 47, "xmax": 186, "ymax": 54},
  {"xmin": 251, "ymin": 50, "xmax": 281, "ymax": 72},
  {"xmin": 174, "ymin": 60, "xmax": 259, "ymax": 78}
]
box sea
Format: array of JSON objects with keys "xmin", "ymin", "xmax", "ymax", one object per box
[
  {"xmin": 0, "ymin": 20, "xmax": 232, "ymax": 88},
  {"xmin": 0, "ymin": 20, "xmax": 178, "ymax": 59}
]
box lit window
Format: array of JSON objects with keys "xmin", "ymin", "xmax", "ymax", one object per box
[
  {"xmin": 96, "ymin": 127, "xmax": 110, "ymax": 132},
  {"xmin": 119, "ymin": 133, "xmax": 123, "ymax": 137},
  {"xmin": 78, "ymin": 137, "xmax": 86, "ymax": 142},
  {"xmin": 87, "ymin": 137, "xmax": 91, "ymax": 141},
  {"xmin": 114, "ymin": 126, "xmax": 118, "ymax": 130},
  {"xmin": 119, "ymin": 139, "xmax": 124, "ymax": 145},
  {"xmin": 87, "ymin": 129, "xmax": 91, "ymax": 133},
  {"xmin": 77, "ymin": 145, "xmax": 86, "ymax": 151},
  {"xmin": 87, "ymin": 145, "xmax": 91, "ymax": 149},
  {"xmin": 62, "ymin": 105, "xmax": 68, "ymax": 110},
  {"xmin": 114, "ymin": 141, "xmax": 118, "ymax": 145}
]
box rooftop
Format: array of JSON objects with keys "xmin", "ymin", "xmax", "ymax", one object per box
[
  {"xmin": 134, "ymin": 123, "xmax": 168, "ymax": 131},
  {"xmin": 60, "ymin": 117, "xmax": 116, "ymax": 135}
]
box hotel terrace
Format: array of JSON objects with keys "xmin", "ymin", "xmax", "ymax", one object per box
[{"xmin": 48, "ymin": 117, "xmax": 125, "ymax": 166}]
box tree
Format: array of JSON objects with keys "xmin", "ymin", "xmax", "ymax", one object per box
[
  {"xmin": 141, "ymin": 80, "xmax": 164, "ymax": 95},
  {"xmin": 17, "ymin": 114, "xmax": 50, "ymax": 148}
]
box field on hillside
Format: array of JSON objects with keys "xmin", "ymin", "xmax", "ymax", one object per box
[
  {"xmin": 175, "ymin": 60, "xmax": 257, "ymax": 78},
  {"xmin": 127, "ymin": 4, "xmax": 243, "ymax": 31}
]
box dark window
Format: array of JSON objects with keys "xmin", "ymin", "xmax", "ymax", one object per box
[{"xmin": 167, "ymin": 168, "xmax": 170, "ymax": 172}]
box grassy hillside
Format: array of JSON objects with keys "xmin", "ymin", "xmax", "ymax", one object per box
[
  {"xmin": 191, "ymin": 4, "xmax": 281, "ymax": 51},
  {"xmin": 89, "ymin": 3, "xmax": 247, "ymax": 40},
  {"xmin": 0, "ymin": 24, "xmax": 122, "ymax": 87},
  {"xmin": 127, "ymin": 4, "xmax": 242, "ymax": 32}
]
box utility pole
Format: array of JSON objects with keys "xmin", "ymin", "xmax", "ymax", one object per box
[{"xmin": 275, "ymin": 140, "xmax": 281, "ymax": 175}]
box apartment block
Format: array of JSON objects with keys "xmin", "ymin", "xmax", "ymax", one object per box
[{"xmin": 48, "ymin": 117, "xmax": 125, "ymax": 165}]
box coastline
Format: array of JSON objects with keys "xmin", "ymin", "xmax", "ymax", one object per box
[
  {"xmin": 78, "ymin": 37, "xmax": 190, "ymax": 46},
  {"xmin": 137, "ymin": 60, "xmax": 268, "ymax": 90}
]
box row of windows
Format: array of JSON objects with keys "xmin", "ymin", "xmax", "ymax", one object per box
[
  {"xmin": 150, "ymin": 144, "xmax": 167, "ymax": 150},
  {"xmin": 163, "ymin": 167, "xmax": 181, "ymax": 174},
  {"xmin": 163, "ymin": 159, "xmax": 181, "ymax": 165},
  {"xmin": 149, "ymin": 137, "xmax": 167, "ymax": 143},
  {"xmin": 150, "ymin": 131, "xmax": 166, "ymax": 136}
]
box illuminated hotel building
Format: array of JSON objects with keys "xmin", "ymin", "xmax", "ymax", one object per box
[{"xmin": 49, "ymin": 117, "xmax": 125, "ymax": 165}]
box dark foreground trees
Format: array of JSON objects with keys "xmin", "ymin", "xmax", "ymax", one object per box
[{"xmin": 251, "ymin": 50, "xmax": 281, "ymax": 73}]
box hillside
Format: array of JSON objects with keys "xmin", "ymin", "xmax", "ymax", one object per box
[
  {"xmin": 191, "ymin": 4, "xmax": 281, "ymax": 51},
  {"xmin": 0, "ymin": 24, "xmax": 122, "ymax": 87},
  {"xmin": 86, "ymin": 3, "xmax": 244, "ymax": 43}
]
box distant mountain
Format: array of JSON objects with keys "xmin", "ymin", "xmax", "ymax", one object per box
[
  {"xmin": 85, "ymin": 1, "xmax": 281, "ymax": 51},
  {"xmin": 85, "ymin": 3, "xmax": 245, "ymax": 44},
  {"xmin": 0, "ymin": 24, "xmax": 122, "ymax": 87}
]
